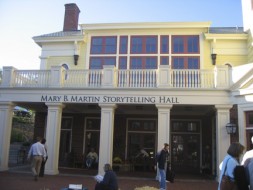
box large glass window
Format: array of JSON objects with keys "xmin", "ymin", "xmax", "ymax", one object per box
[
  {"xmin": 119, "ymin": 57, "xmax": 127, "ymax": 69},
  {"xmin": 90, "ymin": 57, "xmax": 116, "ymax": 69},
  {"xmin": 160, "ymin": 36, "xmax": 169, "ymax": 53},
  {"xmin": 91, "ymin": 36, "xmax": 117, "ymax": 54},
  {"xmin": 130, "ymin": 57, "xmax": 157, "ymax": 69},
  {"xmin": 160, "ymin": 56, "xmax": 169, "ymax": 65},
  {"xmin": 59, "ymin": 117, "xmax": 73, "ymax": 165},
  {"xmin": 172, "ymin": 57, "xmax": 199, "ymax": 69},
  {"xmin": 172, "ymin": 35, "xmax": 199, "ymax": 53},
  {"xmin": 120, "ymin": 36, "xmax": 128, "ymax": 54},
  {"xmin": 131, "ymin": 36, "xmax": 157, "ymax": 54}
]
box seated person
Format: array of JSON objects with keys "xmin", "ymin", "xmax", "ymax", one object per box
[
  {"xmin": 95, "ymin": 163, "xmax": 119, "ymax": 190},
  {"xmin": 86, "ymin": 148, "xmax": 98, "ymax": 168},
  {"xmin": 135, "ymin": 148, "xmax": 149, "ymax": 158}
]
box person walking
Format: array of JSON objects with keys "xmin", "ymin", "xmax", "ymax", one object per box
[
  {"xmin": 218, "ymin": 142, "xmax": 245, "ymax": 190},
  {"xmin": 155, "ymin": 143, "xmax": 169, "ymax": 190},
  {"xmin": 241, "ymin": 136, "xmax": 253, "ymax": 166},
  {"xmin": 27, "ymin": 137, "xmax": 47, "ymax": 181},
  {"xmin": 94, "ymin": 163, "xmax": 119, "ymax": 190},
  {"xmin": 246, "ymin": 158, "xmax": 253, "ymax": 190},
  {"xmin": 39, "ymin": 138, "xmax": 48, "ymax": 177}
]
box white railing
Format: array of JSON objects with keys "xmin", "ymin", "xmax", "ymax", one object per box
[
  {"xmin": 63, "ymin": 69, "xmax": 102, "ymax": 88},
  {"xmin": 13, "ymin": 70, "xmax": 50, "ymax": 88},
  {"xmin": 171, "ymin": 69, "xmax": 214, "ymax": 88},
  {"xmin": 118, "ymin": 69, "xmax": 157, "ymax": 88},
  {"xmin": 0, "ymin": 66, "xmax": 228, "ymax": 89}
]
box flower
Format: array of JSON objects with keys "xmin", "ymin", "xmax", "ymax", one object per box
[{"xmin": 113, "ymin": 157, "xmax": 122, "ymax": 164}]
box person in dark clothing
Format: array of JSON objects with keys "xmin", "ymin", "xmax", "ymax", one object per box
[
  {"xmin": 155, "ymin": 143, "xmax": 169, "ymax": 190},
  {"xmin": 95, "ymin": 163, "xmax": 118, "ymax": 190}
]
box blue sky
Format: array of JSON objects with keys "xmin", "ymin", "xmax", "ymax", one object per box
[{"xmin": 0, "ymin": 0, "xmax": 243, "ymax": 70}]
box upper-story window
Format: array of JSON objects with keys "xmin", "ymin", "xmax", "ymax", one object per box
[
  {"xmin": 90, "ymin": 57, "xmax": 116, "ymax": 69},
  {"xmin": 91, "ymin": 36, "xmax": 117, "ymax": 54},
  {"xmin": 131, "ymin": 36, "xmax": 158, "ymax": 54},
  {"xmin": 160, "ymin": 36, "xmax": 169, "ymax": 53},
  {"xmin": 120, "ymin": 36, "xmax": 128, "ymax": 54},
  {"xmin": 119, "ymin": 57, "xmax": 127, "ymax": 69},
  {"xmin": 172, "ymin": 35, "xmax": 199, "ymax": 53},
  {"xmin": 172, "ymin": 57, "xmax": 199, "ymax": 69},
  {"xmin": 130, "ymin": 57, "xmax": 157, "ymax": 69}
]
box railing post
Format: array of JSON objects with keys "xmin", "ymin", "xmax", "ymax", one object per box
[
  {"xmin": 102, "ymin": 65, "xmax": 116, "ymax": 88},
  {"xmin": 1, "ymin": 66, "xmax": 16, "ymax": 87},
  {"xmin": 215, "ymin": 65, "xmax": 229, "ymax": 89},
  {"xmin": 49, "ymin": 66, "xmax": 64, "ymax": 88},
  {"xmin": 157, "ymin": 65, "xmax": 171, "ymax": 88}
]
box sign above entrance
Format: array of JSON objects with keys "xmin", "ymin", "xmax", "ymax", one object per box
[{"xmin": 40, "ymin": 95, "xmax": 179, "ymax": 104}]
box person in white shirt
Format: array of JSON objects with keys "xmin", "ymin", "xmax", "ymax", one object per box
[
  {"xmin": 27, "ymin": 137, "xmax": 47, "ymax": 181},
  {"xmin": 86, "ymin": 148, "xmax": 98, "ymax": 168},
  {"xmin": 241, "ymin": 136, "xmax": 253, "ymax": 166}
]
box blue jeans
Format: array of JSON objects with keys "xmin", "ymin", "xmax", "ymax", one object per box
[{"xmin": 159, "ymin": 169, "xmax": 166, "ymax": 189}]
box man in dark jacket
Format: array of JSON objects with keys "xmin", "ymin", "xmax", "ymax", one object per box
[
  {"xmin": 155, "ymin": 143, "xmax": 169, "ymax": 190},
  {"xmin": 95, "ymin": 163, "xmax": 118, "ymax": 190}
]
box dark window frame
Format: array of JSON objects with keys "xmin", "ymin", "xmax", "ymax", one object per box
[
  {"xmin": 90, "ymin": 36, "xmax": 117, "ymax": 54},
  {"xmin": 172, "ymin": 35, "xmax": 199, "ymax": 54}
]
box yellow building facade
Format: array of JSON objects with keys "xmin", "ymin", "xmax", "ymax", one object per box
[{"xmin": 0, "ymin": 0, "xmax": 253, "ymax": 180}]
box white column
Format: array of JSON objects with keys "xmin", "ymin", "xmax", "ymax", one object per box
[
  {"xmin": 0, "ymin": 102, "xmax": 15, "ymax": 171},
  {"xmin": 98, "ymin": 104, "xmax": 117, "ymax": 175},
  {"xmin": 215, "ymin": 104, "xmax": 233, "ymax": 180},
  {"xmin": 156, "ymin": 104, "xmax": 173, "ymax": 150},
  {"xmin": 45, "ymin": 103, "xmax": 65, "ymax": 175}
]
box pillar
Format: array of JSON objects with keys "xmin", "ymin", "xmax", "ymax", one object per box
[
  {"xmin": 156, "ymin": 104, "xmax": 173, "ymax": 150},
  {"xmin": 215, "ymin": 104, "xmax": 233, "ymax": 180},
  {"xmin": 0, "ymin": 102, "xmax": 15, "ymax": 171},
  {"xmin": 44, "ymin": 103, "xmax": 65, "ymax": 175},
  {"xmin": 98, "ymin": 104, "xmax": 117, "ymax": 175}
]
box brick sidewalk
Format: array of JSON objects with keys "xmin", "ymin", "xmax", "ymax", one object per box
[{"xmin": 0, "ymin": 171, "xmax": 218, "ymax": 190}]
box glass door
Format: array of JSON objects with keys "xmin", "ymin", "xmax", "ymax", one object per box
[{"xmin": 171, "ymin": 121, "xmax": 200, "ymax": 174}]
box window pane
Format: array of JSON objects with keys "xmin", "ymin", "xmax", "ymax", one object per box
[
  {"xmin": 188, "ymin": 36, "xmax": 199, "ymax": 53},
  {"xmin": 161, "ymin": 57, "xmax": 169, "ymax": 65},
  {"xmin": 105, "ymin": 37, "xmax": 117, "ymax": 53},
  {"xmin": 145, "ymin": 57, "xmax": 157, "ymax": 69},
  {"xmin": 161, "ymin": 36, "xmax": 169, "ymax": 53},
  {"xmin": 172, "ymin": 57, "xmax": 184, "ymax": 69},
  {"xmin": 188, "ymin": 57, "xmax": 199, "ymax": 69},
  {"xmin": 119, "ymin": 57, "xmax": 127, "ymax": 69},
  {"xmin": 131, "ymin": 57, "xmax": 142, "ymax": 69},
  {"xmin": 131, "ymin": 37, "xmax": 143, "ymax": 53},
  {"xmin": 90, "ymin": 58, "xmax": 102, "ymax": 69},
  {"xmin": 104, "ymin": 57, "xmax": 116, "ymax": 66},
  {"xmin": 91, "ymin": 37, "xmax": 103, "ymax": 54},
  {"xmin": 173, "ymin": 36, "xmax": 184, "ymax": 53},
  {"xmin": 120, "ymin": 36, "xmax": 128, "ymax": 54},
  {"xmin": 146, "ymin": 37, "xmax": 157, "ymax": 53}
]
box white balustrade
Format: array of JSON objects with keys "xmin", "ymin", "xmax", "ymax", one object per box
[
  {"xmin": 13, "ymin": 70, "xmax": 50, "ymax": 88},
  {"xmin": 0, "ymin": 67, "xmax": 222, "ymax": 89}
]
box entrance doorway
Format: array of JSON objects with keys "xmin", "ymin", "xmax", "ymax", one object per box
[
  {"xmin": 127, "ymin": 119, "xmax": 157, "ymax": 171},
  {"xmin": 171, "ymin": 120, "xmax": 201, "ymax": 174}
]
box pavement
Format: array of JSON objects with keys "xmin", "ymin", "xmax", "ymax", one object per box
[{"xmin": 0, "ymin": 165, "xmax": 219, "ymax": 190}]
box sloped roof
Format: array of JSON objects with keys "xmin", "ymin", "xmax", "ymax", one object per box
[{"xmin": 209, "ymin": 27, "xmax": 246, "ymax": 34}]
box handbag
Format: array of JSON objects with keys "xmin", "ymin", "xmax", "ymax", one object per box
[
  {"xmin": 220, "ymin": 175, "xmax": 238, "ymax": 190},
  {"xmin": 166, "ymin": 164, "xmax": 175, "ymax": 183},
  {"xmin": 166, "ymin": 168, "xmax": 175, "ymax": 183},
  {"xmin": 220, "ymin": 158, "xmax": 238, "ymax": 190}
]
